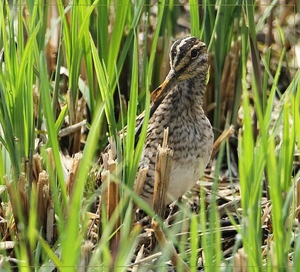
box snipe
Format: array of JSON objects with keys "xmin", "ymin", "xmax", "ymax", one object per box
[{"xmin": 138, "ymin": 36, "xmax": 214, "ymax": 206}]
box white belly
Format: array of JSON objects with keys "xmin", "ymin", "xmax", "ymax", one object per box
[{"xmin": 166, "ymin": 157, "xmax": 206, "ymax": 203}]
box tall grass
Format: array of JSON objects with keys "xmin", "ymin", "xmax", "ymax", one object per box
[
  {"xmin": 0, "ymin": 0, "xmax": 299, "ymax": 271},
  {"xmin": 231, "ymin": 4, "xmax": 299, "ymax": 272}
]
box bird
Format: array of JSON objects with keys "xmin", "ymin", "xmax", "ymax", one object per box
[{"xmin": 136, "ymin": 36, "xmax": 214, "ymax": 206}]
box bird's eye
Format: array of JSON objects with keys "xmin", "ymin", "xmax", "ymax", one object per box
[{"xmin": 191, "ymin": 49, "xmax": 199, "ymax": 59}]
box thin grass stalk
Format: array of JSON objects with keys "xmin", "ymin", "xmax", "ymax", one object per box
[
  {"xmin": 200, "ymin": 2, "xmax": 243, "ymax": 131},
  {"xmin": 264, "ymin": 72, "xmax": 283, "ymax": 136},
  {"xmin": 147, "ymin": 0, "xmax": 166, "ymax": 90},
  {"xmin": 102, "ymin": 1, "xmax": 145, "ymax": 138},
  {"xmin": 69, "ymin": 3, "xmax": 82, "ymax": 126},
  {"xmin": 18, "ymin": 14, "xmax": 42, "ymax": 187},
  {"xmin": 189, "ymin": 0, "xmax": 200, "ymax": 38},
  {"xmin": 96, "ymin": 0, "xmax": 109, "ymax": 65},
  {"xmin": 138, "ymin": 6, "xmax": 149, "ymax": 104},
  {"xmin": 124, "ymin": 31, "xmax": 139, "ymax": 189},
  {"xmin": 244, "ymin": 1, "xmax": 264, "ymax": 113},
  {"xmin": 90, "ymin": 35, "xmax": 118, "ymax": 139},
  {"xmin": 106, "ymin": 0, "xmax": 130, "ymax": 81},
  {"xmin": 293, "ymin": 72, "xmax": 300, "ymax": 145},
  {"xmin": 0, "ymin": 6, "xmax": 52, "ymax": 268},
  {"xmin": 200, "ymin": 143, "xmax": 224, "ymax": 271},
  {"xmin": 107, "ymin": 1, "xmax": 156, "ymax": 207},
  {"xmin": 55, "ymin": 0, "xmax": 80, "ymax": 125},
  {"xmin": 39, "ymin": 52, "xmax": 67, "ymax": 223},
  {"xmin": 265, "ymin": 95, "xmax": 296, "ymax": 271},
  {"xmin": 27, "ymin": 183, "xmax": 39, "ymax": 268},
  {"xmin": 51, "ymin": 27, "xmax": 64, "ymax": 117},
  {"xmin": 238, "ymin": 87, "xmax": 264, "ymax": 271},
  {"xmin": 56, "ymin": 0, "xmax": 71, "ymax": 70},
  {"xmin": 237, "ymin": 21, "xmax": 292, "ymax": 270},
  {"xmin": 129, "ymin": 5, "xmax": 154, "ymax": 184},
  {"xmin": 0, "ymin": 1, "xmax": 21, "ymax": 179},
  {"xmin": 160, "ymin": 0, "xmax": 176, "ymax": 36},
  {"xmin": 229, "ymin": 44, "xmax": 244, "ymax": 127},
  {"xmin": 262, "ymin": 48, "xmax": 272, "ymax": 112},
  {"xmin": 152, "ymin": 0, "xmax": 173, "ymax": 89},
  {"xmin": 265, "ymin": 138, "xmax": 284, "ymax": 270},
  {"xmin": 60, "ymin": 100, "xmax": 105, "ymax": 268},
  {"xmin": 74, "ymin": 0, "xmax": 101, "ymax": 108},
  {"xmin": 199, "ymin": 188, "xmax": 210, "ymax": 271},
  {"xmin": 212, "ymin": 2, "xmax": 242, "ymax": 131},
  {"xmin": 95, "ymin": 0, "xmax": 112, "ymax": 136},
  {"xmin": 189, "ymin": 214, "xmax": 199, "ymax": 272},
  {"xmin": 270, "ymin": 70, "xmax": 300, "ymax": 138},
  {"xmin": 37, "ymin": 231, "xmax": 64, "ymax": 269},
  {"xmin": 117, "ymin": 28, "xmax": 147, "ymax": 178},
  {"xmin": 279, "ymin": 97, "xmax": 295, "ymax": 192},
  {"xmin": 293, "ymin": 81, "xmax": 300, "ymax": 270},
  {"xmin": 81, "ymin": 26, "xmax": 95, "ymax": 115},
  {"xmin": 87, "ymin": 197, "xmax": 138, "ymax": 270},
  {"xmin": 114, "ymin": 202, "xmax": 141, "ymax": 271},
  {"xmin": 201, "ymin": 0, "xmax": 215, "ymax": 42}
]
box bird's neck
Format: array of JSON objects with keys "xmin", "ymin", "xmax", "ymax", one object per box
[{"xmin": 170, "ymin": 73, "xmax": 207, "ymax": 108}]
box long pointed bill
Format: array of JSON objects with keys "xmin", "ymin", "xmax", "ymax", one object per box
[{"xmin": 150, "ymin": 69, "xmax": 177, "ymax": 103}]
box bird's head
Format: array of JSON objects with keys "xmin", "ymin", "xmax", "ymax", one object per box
[{"xmin": 150, "ymin": 36, "xmax": 208, "ymax": 103}]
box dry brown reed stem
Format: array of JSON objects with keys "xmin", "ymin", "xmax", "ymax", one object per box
[
  {"xmin": 46, "ymin": 148, "xmax": 55, "ymax": 170},
  {"xmin": 100, "ymin": 156, "xmax": 120, "ymax": 267},
  {"xmin": 211, "ymin": 125, "xmax": 235, "ymax": 159},
  {"xmin": 4, "ymin": 152, "xmax": 56, "ymax": 244},
  {"xmin": 134, "ymin": 168, "xmax": 148, "ymax": 199},
  {"xmin": 32, "ymin": 153, "xmax": 43, "ymax": 183},
  {"xmin": 35, "ymin": 170, "xmax": 54, "ymax": 244},
  {"xmin": 152, "ymin": 127, "xmax": 173, "ymax": 218},
  {"xmin": 37, "ymin": 171, "xmax": 50, "ymax": 229},
  {"xmin": 99, "ymin": 170, "xmax": 108, "ymax": 220},
  {"xmin": 6, "ymin": 174, "xmax": 28, "ymax": 225},
  {"xmin": 132, "ymin": 244, "xmax": 145, "ymax": 272},
  {"xmin": 233, "ymin": 248, "xmax": 248, "ymax": 272},
  {"xmin": 58, "ymin": 119, "xmax": 87, "ymax": 138},
  {"xmin": 46, "ymin": 196, "xmax": 55, "ymax": 244},
  {"xmin": 66, "ymin": 153, "xmax": 82, "ymax": 197},
  {"xmin": 78, "ymin": 240, "xmax": 93, "ymax": 272},
  {"xmin": 133, "ymin": 168, "xmax": 148, "ymax": 215},
  {"xmin": 152, "ymin": 219, "xmax": 190, "ymax": 272},
  {"xmin": 106, "ymin": 161, "xmax": 119, "ymax": 225}
]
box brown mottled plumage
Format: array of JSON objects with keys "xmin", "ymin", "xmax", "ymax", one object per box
[{"xmin": 137, "ymin": 36, "xmax": 214, "ymax": 206}]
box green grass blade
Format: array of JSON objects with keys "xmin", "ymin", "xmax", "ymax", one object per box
[
  {"xmin": 189, "ymin": 0, "xmax": 200, "ymax": 37},
  {"xmin": 39, "ymin": 52, "xmax": 67, "ymax": 207},
  {"xmin": 107, "ymin": 0, "xmax": 130, "ymax": 79},
  {"xmin": 61, "ymin": 101, "xmax": 105, "ymax": 268},
  {"xmin": 90, "ymin": 34, "xmax": 117, "ymax": 136}
]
